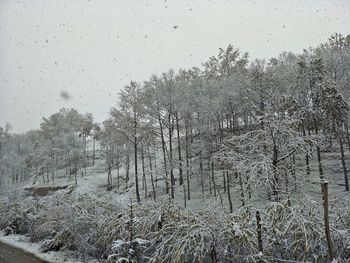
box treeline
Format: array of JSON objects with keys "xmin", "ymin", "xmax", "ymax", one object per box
[
  {"xmin": 1, "ymin": 33, "xmax": 349, "ymax": 206},
  {"xmin": 98, "ymin": 32, "xmax": 350, "ymax": 204},
  {"xmin": 0, "ymin": 108, "xmax": 100, "ymax": 186}
]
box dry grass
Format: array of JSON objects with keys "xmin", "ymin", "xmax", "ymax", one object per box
[{"xmin": 0, "ymin": 189, "xmax": 349, "ymax": 263}]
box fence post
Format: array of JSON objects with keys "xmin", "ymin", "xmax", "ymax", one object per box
[
  {"xmin": 321, "ymin": 180, "xmax": 334, "ymax": 260},
  {"xmin": 256, "ymin": 210, "xmax": 263, "ymax": 253}
]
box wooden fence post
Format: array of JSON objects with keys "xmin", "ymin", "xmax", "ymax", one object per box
[
  {"xmin": 321, "ymin": 180, "xmax": 335, "ymax": 260},
  {"xmin": 256, "ymin": 210, "xmax": 263, "ymax": 253}
]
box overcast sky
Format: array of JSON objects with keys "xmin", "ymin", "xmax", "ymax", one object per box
[{"xmin": 0, "ymin": 0, "xmax": 349, "ymax": 133}]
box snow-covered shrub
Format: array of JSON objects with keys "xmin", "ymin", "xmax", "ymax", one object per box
[
  {"xmin": 264, "ymin": 197, "xmax": 327, "ymax": 261},
  {"xmin": 107, "ymin": 238, "xmax": 150, "ymax": 263},
  {"xmin": 94, "ymin": 211, "xmax": 128, "ymax": 256},
  {"xmin": 0, "ymin": 200, "xmax": 35, "ymax": 235},
  {"xmin": 30, "ymin": 222, "xmax": 57, "ymax": 242},
  {"xmin": 148, "ymin": 204, "xmax": 257, "ymax": 262},
  {"xmin": 1, "ymin": 190, "xmax": 349, "ymax": 262},
  {"xmin": 221, "ymin": 208, "xmax": 258, "ymax": 261},
  {"xmin": 40, "ymin": 238, "xmax": 62, "ymax": 252},
  {"xmin": 94, "ymin": 198, "xmax": 172, "ymax": 259},
  {"xmin": 333, "ymin": 229, "xmax": 350, "ymax": 261}
]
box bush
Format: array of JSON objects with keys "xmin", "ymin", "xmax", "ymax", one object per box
[{"xmin": 0, "ymin": 192, "xmax": 349, "ymax": 262}]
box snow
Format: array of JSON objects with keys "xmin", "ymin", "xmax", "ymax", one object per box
[
  {"xmin": 0, "ymin": 142, "xmax": 349, "ymax": 262},
  {"xmin": 0, "ymin": 231, "xmax": 82, "ymax": 263}
]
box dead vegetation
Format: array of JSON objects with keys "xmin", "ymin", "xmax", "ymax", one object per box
[{"xmin": 0, "ymin": 190, "xmax": 349, "ymax": 262}]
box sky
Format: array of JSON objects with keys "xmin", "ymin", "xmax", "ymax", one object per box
[{"xmin": 0, "ymin": 0, "xmax": 349, "ymax": 133}]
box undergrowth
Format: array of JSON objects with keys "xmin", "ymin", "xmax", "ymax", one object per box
[{"xmin": 0, "ymin": 189, "xmax": 349, "ymax": 263}]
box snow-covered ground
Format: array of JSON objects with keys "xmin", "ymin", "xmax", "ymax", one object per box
[
  {"xmin": 0, "ymin": 231, "xmax": 84, "ymax": 263},
  {"xmin": 0, "ymin": 146, "xmax": 349, "ymax": 262}
]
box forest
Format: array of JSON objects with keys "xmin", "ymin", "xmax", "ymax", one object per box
[{"xmin": 0, "ymin": 33, "xmax": 349, "ymax": 262}]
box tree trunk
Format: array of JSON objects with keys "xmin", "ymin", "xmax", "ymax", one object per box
[
  {"xmin": 126, "ymin": 153, "xmax": 130, "ymax": 187},
  {"xmin": 74, "ymin": 163, "xmax": 77, "ymax": 185},
  {"xmin": 246, "ymin": 174, "xmax": 252, "ymax": 200},
  {"xmin": 340, "ymin": 138, "xmax": 349, "ymax": 191},
  {"xmin": 292, "ymin": 154, "xmax": 297, "ymax": 192},
  {"xmin": 226, "ymin": 171, "xmax": 233, "ymax": 213},
  {"xmin": 51, "ymin": 156, "xmax": 55, "ymax": 183},
  {"xmin": 134, "ymin": 114, "xmax": 140, "ymax": 203},
  {"xmin": 107, "ymin": 163, "xmax": 112, "ymax": 190},
  {"xmin": 141, "ymin": 145, "xmax": 147, "ymax": 198},
  {"xmin": 211, "ymin": 162, "xmax": 216, "ymax": 198},
  {"xmin": 148, "ymin": 147, "xmax": 156, "ymax": 202},
  {"xmin": 199, "ymin": 150, "xmax": 204, "ymax": 195},
  {"xmin": 158, "ymin": 113, "xmax": 169, "ymax": 194},
  {"xmin": 223, "ymin": 170, "xmax": 226, "ymax": 193},
  {"xmin": 117, "ymin": 158, "xmax": 120, "ymax": 189},
  {"xmin": 238, "ymin": 172, "xmax": 245, "ymax": 207},
  {"xmin": 46, "ymin": 165, "xmax": 50, "ymax": 183},
  {"xmin": 256, "ymin": 210, "xmax": 263, "ymax": 253},
  {"xmin": 183, "ymin": 181, "xmax": 187, "ymax": 208},
  {"xmin": 207, "ymin": 159, "xmax": 212, "ymax": 194},
  {"xmin": 284, "ymin": 171, "xmax": 289, "ymax": 194},
  {"xmin": 92, "ymin": 137, "xmax": 95, "ymax": 166},
  {"xmin": 175, "ymin": 112, "xmax": 184, "ymax": 185},
  {"xmin": 153, "ymin": 146, "xmax": 158, "ymax": 187},
  {"xmin": 83, "ymin": 134, "xmax": 86, "ymax": 176},
  {"xmin": 185, "ymin": 122, "xmax": 191, "ymax": 200},
  {"xmin": 302, "ymin": 124, "xmax": 311, "ymax": 176},
  {"xmin": 345, "ymin": 121, "xmax": 350, "ymax": 153},
  {"xmin": 315, "ymin": 124, "xmax": 324, "ymax": 179},
  {"xmin": 272, "ymin": 141, "xmax": 279, "ymax": 202},
  {"xmin": 169, "ymin": 113, "xmax": 175, "ymax": 199}
]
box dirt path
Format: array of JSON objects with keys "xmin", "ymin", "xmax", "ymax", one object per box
[{"xmin": 0, "ymin": 241, "xmax": 48, "ymax": 263}]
